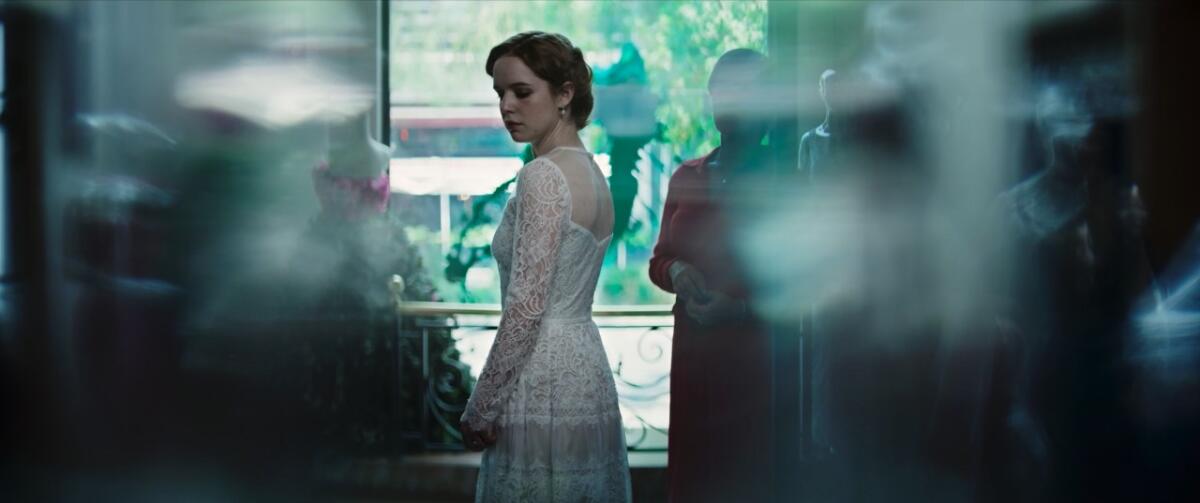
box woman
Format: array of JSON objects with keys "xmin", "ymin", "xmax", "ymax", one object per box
[
  {"xmin": 459, "ymin": 32, "xmax": 631, "ymax": 502},
  {"xmin": 648, "ymin": 49, "xmax": 773, "ymax": 502}
]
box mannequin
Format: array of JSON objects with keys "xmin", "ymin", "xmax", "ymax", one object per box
[
  {"xmin": 798, "ymin": 69, "xmax": 840, "ymax": 183},
  {"xmin": 313, "ymin": 111, "xmax": 392, "ymax": 220},
  {"xmin": 793, "ymin": 69, "xmax": 843, "ymax": 462},
  {"xmin": 992, "ymin": 82, "xmax": 1153, "ymax": 501},
  {"xmin": 1002, "ymin": 84, "xmax": 1094, "ymax": 240}
]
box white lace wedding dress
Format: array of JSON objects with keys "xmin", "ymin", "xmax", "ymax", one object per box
[{"xmin": 461, "ymin": 147, "xmax": 632, "ymax": 502}]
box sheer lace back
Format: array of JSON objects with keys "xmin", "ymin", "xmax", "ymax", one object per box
[{"xmin": 541, "ymin": 146, "xmax": 615, "ymax": 242}]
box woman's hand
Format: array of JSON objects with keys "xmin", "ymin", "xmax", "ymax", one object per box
[
  {"xmin": 685, "ymin": 289, "xmax": 746, "ymax": 326},
  {"xmin": 459, "ymin": 421, "xmax": 498, "ymax": 452},
  {"xmin": 669, "ymin": 261, "xmax": 710, "ymax": 303}
]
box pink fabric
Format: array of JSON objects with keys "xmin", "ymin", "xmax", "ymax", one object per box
[{"xmin": 312, "ymin": 161, "xmax": 390, "ymax": 219}]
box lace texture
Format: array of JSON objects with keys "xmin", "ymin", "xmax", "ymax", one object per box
[{"xmin": 463, "ymin": 156, "xmax": 630, "ymax": 502}]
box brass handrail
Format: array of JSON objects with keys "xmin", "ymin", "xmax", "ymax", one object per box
[{"xmin": 394, "ymin": 300, "xmax": 674, "ymax": 318}]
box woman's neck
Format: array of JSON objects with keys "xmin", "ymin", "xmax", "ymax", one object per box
[{"xmin": 533, "ymin": 119, "xmax": 585, "ymax": 157}]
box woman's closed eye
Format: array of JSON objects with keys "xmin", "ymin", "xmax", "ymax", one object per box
[
  {"xmin": 509, "ymin": 86, "xmax": 532, "ymax": 99},
  {"xmin": 495, "ymin": 89, "xmax": 532, "ymax": 100}
]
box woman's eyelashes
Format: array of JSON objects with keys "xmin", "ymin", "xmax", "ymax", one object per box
[
  {"xmin": 509, "ymin": 86, "xmax": 532, "ymax": 99},
  {"xmin": 495, "ymin": 89, "xmax": 531, "ymax": 101}
]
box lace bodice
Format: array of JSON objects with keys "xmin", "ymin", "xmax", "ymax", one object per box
[{"xmin": 461, "ymin": 150, "xmax": 613, "ymax": 430}]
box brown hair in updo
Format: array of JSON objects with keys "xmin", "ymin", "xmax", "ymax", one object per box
[{"xmin": 486, "ymin": 31, "xmax": 594, "ymax": 129}]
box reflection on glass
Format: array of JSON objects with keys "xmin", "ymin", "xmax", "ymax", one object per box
[
  {"xmin": 1, "ymin": 21, "xmax": 5, "ymax": 278},
  {"xmin": 3, "ymin": 2, "xmax": 1196, "ymax": 501},
  {"xmin": 1, "ymin": 131, "xmax": 5, "ymax": 278}
]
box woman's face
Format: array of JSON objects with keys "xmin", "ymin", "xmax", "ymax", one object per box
[{"xmin": 492, "ymin": 56, "xmax": 567, "ymax": 144}]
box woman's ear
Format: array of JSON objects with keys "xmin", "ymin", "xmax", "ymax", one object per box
[{"xmin": 557, "ymin": 81, "xmax": 575, "ymax": 109}]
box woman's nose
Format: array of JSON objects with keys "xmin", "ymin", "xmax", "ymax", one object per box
[{"xmin": 499, "ymin": 93, "xmax": 515, "ymax": 114}]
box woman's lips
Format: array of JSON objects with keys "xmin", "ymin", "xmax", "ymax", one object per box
[{"xmin": 505, "ymin": 121, "xmax": 521, "ymax": 131}]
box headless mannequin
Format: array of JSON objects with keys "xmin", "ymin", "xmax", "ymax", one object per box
[{"xmin": 313, "ymin": 111, "xmax": 392, "ymax": 219}]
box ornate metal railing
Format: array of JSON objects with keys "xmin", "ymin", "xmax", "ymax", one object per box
[{"xmin": 394, "ymin": 300, "xmax": 674, "ymax": 452}]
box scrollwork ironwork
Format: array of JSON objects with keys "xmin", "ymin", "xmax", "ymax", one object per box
[{"xmin": 398, "ymin": 306, "xmax": 673, "ymax": 452}]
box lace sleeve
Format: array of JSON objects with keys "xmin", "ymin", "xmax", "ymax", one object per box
[{"xmin": 461, "ymin": 159, "xmax": 569, "ymax": 430}]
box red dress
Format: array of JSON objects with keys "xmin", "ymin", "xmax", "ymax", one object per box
[{"xmin": 649, "ymin": 150, "xmax": 772, "ymax": 502}]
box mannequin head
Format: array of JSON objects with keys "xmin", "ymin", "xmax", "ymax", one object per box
[
  {"xmin": 819, "ymin": 69, "xmax": 839, "ymax": 115},
  {"xmin": 1035, "ymin": 83, "xmax": 1094, "ymax": 170}
]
